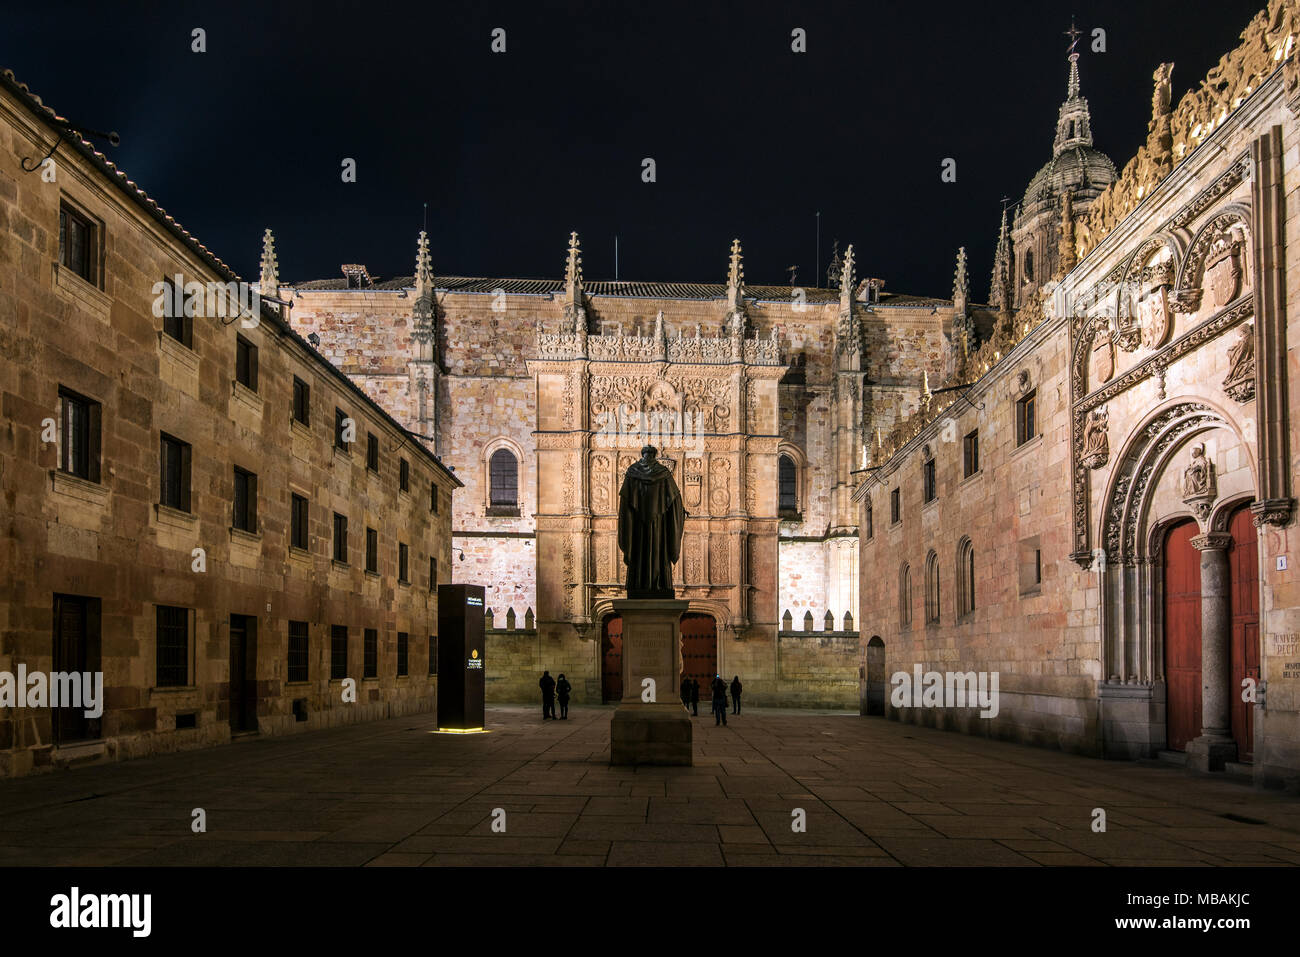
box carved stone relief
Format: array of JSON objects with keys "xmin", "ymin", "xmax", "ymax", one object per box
[
  {"xmin": 1223, "ymin": 321, "xmax": 1256, "ymax": 402},
  {"xmin": 709, "ymin": 458, "xmax": 731, "ymax": 515},
  {"xmin": 1082, "ymin": 407, "xmax": 1109, "ymax": 469}
]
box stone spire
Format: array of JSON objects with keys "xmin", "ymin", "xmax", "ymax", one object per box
[
  {"xmin": 1057, "ymin": 191, "xmax": 1077, "ymax": 278},
  {"xmin": 414, "ymin": 230, "xmax": 434, "ymax": 304},
  {"xmin": 838, "ymin": 243, "xmax": 856, "ymax": 314},
  {"xmin": 989, "ymin": 207, "xmax": 1012, "ymax": 310},
  {"xmin": 1052, "ymin": 22, "xmax": 1095, "ymax": 156},
  {"xmin": 951, "ymin": 246, "xmax": 969, "ymax": 317},
  {"xmin": 563, "ymin": 231, "xmax": 587, "ymax": 335},
  {"xmin": 826, "ymin": 239, "xmax": 842, "ymax": 290},
  {"xmin": 259, "ymin": 228, "xmax": 278, "ymax": 299},
  {"xmin": 725, "ymin": 238, "xmax": 746, "ymax": 336}
]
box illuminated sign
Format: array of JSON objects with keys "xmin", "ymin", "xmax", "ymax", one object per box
[
  {"xmin": 466, "ymin": 596, "xmax": 483, "ymax": 606},
  {"xmin": 467, "ymin": 648, "xmax": 483, "ymax": 670}
]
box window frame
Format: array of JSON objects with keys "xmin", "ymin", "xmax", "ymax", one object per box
[
  {"xmin": 890, "ymin": 487, "xmax": 901, "ymax": 526},
  {"xmin": 232, "ymin": 466, "xmax": 258, "ymax": 533},
  {"xmin": 365, "ymin": 527, "xmax": 378, "ymax": 574},
  {"xmin": 58, "ymin": 386, "xmax": 101, "ymax": 483},
  {"xmin": 398, "ymin": 542, "xmax": 410, "ymax": 584},
  {"xmin": 59, "ymin": 202, "xmax": 100, "ymax": 287},
  {"xmin": 330, "ymin": 624, "xmax": 348, "ymax": 681},
  {"xmin": 363, "ymin": 628, "xmax": 378, "ymax": 679},
  {"xmin": 397, "ymin": 632, "xmax": 409, "ymax": 677},
  {"xmin": 366, "ymin": 432, "xmax": 379, "ymax": 473},
  {"xmin": 292, "ymin": 377, "xmax": 311, "ymax": 426},
  {"xmin": 159, "ymin": 431, "xmax": 192, "ymax": 512},
  {"xmin": 1016, "ymin": 390, "xmax": 1037, "ymax": 446},
  {"xmin": 155, "ymin": 604, "xmax": 190, "ymax": 687},
  {"xmin": 963, "ymin": 429, "xmax": 979, "ymax": 478},
  {"xmin": 332, "ymin": 512, "xmax": 349, "ymax": 563},
  {"xmin": 290, "ymin": 493, "xmax": 309, "ymax": 550},
  {"xmin": 487, "ymin": 447, "xmax": 519, "ymax": 513},
  {"xmin": 288, "ymin": 620, "xmax": 309, "ymax": 683},
  {"xmin": 235, "ymin": 334, "xmax": 258, "ymax": 392},
  {"xmin": 922, "ymin": 457, "xmax": 937, "ymax": 504}
]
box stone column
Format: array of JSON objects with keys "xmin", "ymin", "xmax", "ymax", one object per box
[
  {"xmin": 609, "ymin": 598, "xmax": 692, "ymax": 766},
  {"xmin": 1185, "ymin": 532, "xmax": 1236, "ymax": 771}
]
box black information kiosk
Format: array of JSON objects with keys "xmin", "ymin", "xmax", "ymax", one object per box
[{"xmin": 437, "ymin": 583, "xmax": 486, "ymax": 730}]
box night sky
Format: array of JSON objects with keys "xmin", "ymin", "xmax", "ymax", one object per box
[{"xmin": 4, "ymin": 0, "xmax": 1269, "ymax": 298}]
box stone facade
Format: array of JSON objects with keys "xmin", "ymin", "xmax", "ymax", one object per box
[
  {"xmin": 0, "ymin": 71, "xmax": 461, "ymax": 778},
  {"xmin": 288, "ymin": 240, "xmax": 968, "ymax": 708},
  {"xmin": 857, "ymin": 2, "xmax": 1300, "ymax": 790}
]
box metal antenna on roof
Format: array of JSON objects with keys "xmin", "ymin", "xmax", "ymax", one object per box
[
  {"xmin": 615, "ymin": 235, "xmax": 619, "ymax": 281},
  {"xmin": 815, "ymin": 212, "xmax": 820, "ymax": 288},
  {"xmin": 423, "ymin": 202, "xmax": 428, "ymax": 235}
]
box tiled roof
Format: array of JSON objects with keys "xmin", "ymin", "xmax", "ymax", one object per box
[
  {"xmin": 0, "ymin": 67, "xmax": 462, "ymax": 488},
  {"xmin": 287, "ymin": 274, "xmax": 958, "ymax": 309}
]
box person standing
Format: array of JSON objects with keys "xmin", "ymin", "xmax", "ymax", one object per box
[
  {"xmin": 730, "ymin": 675, "xmax": 743, "ymax": 715},
  {"xmin": 556, "ymin": 673, "xmax": 572, "ymax": 719},
  {"xmin": 539, "ymin": 670, "xmax": 556, "ymax": 720},
  {"xmin": 689, "ymin": 678, "xmax": 700, "ymax": 717},
  {"xmin": 711, "ymin": 675, "xmax": 728, "ymax": 726},
  {"xmin": 680, "ymin": 676, "xmax": 691, "ymax": 710}
]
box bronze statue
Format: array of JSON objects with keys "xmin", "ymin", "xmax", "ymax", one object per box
[{"xmin": 617, "ymin": 445, "xmax": 686, "ymax": 599}]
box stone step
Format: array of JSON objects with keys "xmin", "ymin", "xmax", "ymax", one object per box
[{"xmin": 1156, "ymin": 749, "xmax": 1187, "ymax": 766}]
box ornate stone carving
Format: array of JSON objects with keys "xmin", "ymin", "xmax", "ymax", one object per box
[
  {"xmin": 709, "ymin": 534, "xmax": 729, "ymax": 584},
  {"xmin": 685, "ymin": 534, "xmax": 702, "ymax": 584},
  {"xmin": 591, "ymin": 454, "xmax": 612, "ymax": 513},
  {"xmin": 1181, "ymin": 441, "xmax": 1218, "ymax": 523},
  {"xmin": 1223, "ymin": 321, "xmax": 1256, "ymax": 402},
  {"xmin": 1138, "ymin": 284, "xmax": 1171, "ymax": 349},
  {"xmin": 1204, "ymin": 232, "xmax": 1244, "ymax": 307},
  {"xmin": 1091, "ymin": 333, "xmax": 1115, "ymax": 383},
  {"xmin": 709, "ymin": 457, "xmax": 731, "ymax": 514},
  {"xmin": 683, "ymin": 459, "xmax": 703, "ymax": 510},
  {"xmin": 1082, "ymin": 406, "xmax": 1109, "ymax": 469}
]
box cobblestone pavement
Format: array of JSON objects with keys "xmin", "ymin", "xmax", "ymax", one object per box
[{"xmin": 0, "ymin": 706, "xmax": 1297, "ymax": 866}]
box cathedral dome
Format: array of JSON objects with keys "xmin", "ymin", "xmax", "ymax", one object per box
[{"xmin": 1022, "ymin": 144, "xmax": 1117, "ymax": 211}]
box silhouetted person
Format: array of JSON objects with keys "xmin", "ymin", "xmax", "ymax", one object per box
[
  {"xmin": 539, "ymin": 670, "xmax": 556, "ymax": 720},
  {"xmin": 731, "ymin": 675, "xmax": 743, "ymax": 715},
  {"xmin": 690, "ymin": 678, "xmax": 700, "ymax": 716},
  {"xmin": 711, "ymin": 675, "xmax": 728, "ymax": 726},
  {"xmin": 556, "ymin": 673, "xmax": 572, "ymax": 719},
  {"xmin": 680, "ymin": 676, "xmax": 691, "ymax": 710}
]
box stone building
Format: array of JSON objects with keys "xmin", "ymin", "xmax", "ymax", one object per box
[
  {"xmin": 856, "ymin": 0, "xmax": 1300, "ymax": 789},
  {"xmin": 0, "ymin": 70, "xmax": 461, "ymax": 777},
  {"xmin": 287, "ymin": 236, "xmax": 982, "ymax": 707}
]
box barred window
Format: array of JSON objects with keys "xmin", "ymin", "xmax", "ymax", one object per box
[
  {"xmin": 156, "ymin": 605, "xmax": 189, "ymax": 687},
  {"xmin": 288, "ymin": 620, "xmax": 309, "ymax": 683},
  {"xmin": 489, "ymin": 449, "xmax": 518, "ymax": 508},
  {"xmin": 331, "ymin": 624, "xmax": 347, "ymax": 680},
  {"xmin": 397, "ymin": 632, "xmax": 408, "ymax": 677},
  {"xmin": 364, "ymin": 628, "xmax": 378, "ymax": 679},
  {"xmin": 778, "ymin": 455, "xmax": 797, "ymax": 514}
]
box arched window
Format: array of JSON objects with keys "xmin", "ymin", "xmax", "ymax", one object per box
[
  {"xmin": 778, "ymin": 455, "xmax": 798, "ymax": 515},
  {"xmin": 956, "ymin": 537, "xmax": 975, "ymax": 618},
  {"xmin": 899, "ymin": 563, "xmax": 912, "ymax": 629},
  {"xmin": 488, "ymin": 448, "xmax": 518, "ymax": 510},
  {"xmin": 924, "ymin": 550, "xmax": 940, "ymax": 624},
  {"xmin": 1024, "ymin": 249, "xmax": 1035, "ymax": 282}
]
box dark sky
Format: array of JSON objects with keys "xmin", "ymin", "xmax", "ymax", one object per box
[{"xmin": 4, "ymin": 0, "xmax": 1269, "ymax": 297}]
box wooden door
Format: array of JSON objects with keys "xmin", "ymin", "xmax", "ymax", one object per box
[
  {"xmin": 229, "ymin": 614, "xmax": 257, "ymax": 732},
  {"xmin": 679, "ymin": 613, "xmax": 717, "ymax": 700},
  {"xmin": 1163, "ymin": 520, "xmax": 1202, "ymax": 751},
  {"xmin": 1228, "ymin": 506, "xmax": 1259, "ymax": 762},
  {"xmin": 601, "ymin": 615, "xmax": 623, "ymax": 703},
  {"xmin": 865, "ymin": 636, "xmax": 886, "ymax": 716},
  {"xmin": 52, "ymin": 595, "xmax": 100, "ymax": 744}
]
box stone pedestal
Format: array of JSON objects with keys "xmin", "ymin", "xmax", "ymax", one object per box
[
  {"xmin": 610, "ymin": 598, "xmax": 692, "ymax": 766},
  {"xmin": 1186, "ymin": 533, "xmax": 1238, "ymax": 772}
]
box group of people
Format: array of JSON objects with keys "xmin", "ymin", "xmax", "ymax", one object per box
[
  {"xmin": 537, "ymin": 670, "xmax": 745, "ymax": 725},
  {"xmin": 681, "ymin": 675, "xmax": 743, "ymax": 726},
  {"xmin": 538, "ymin": 670, "xmax": 572, "ymax": 719}
]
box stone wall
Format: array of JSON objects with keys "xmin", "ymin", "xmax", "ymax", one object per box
[{"xmin": 0, "ymin": 78, "xmax": 459, "ymax": 777}]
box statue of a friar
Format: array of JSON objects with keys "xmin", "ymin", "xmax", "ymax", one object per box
[{"xmin": 617, "ymin": 445, "xmax": 686, "ymax": 599}]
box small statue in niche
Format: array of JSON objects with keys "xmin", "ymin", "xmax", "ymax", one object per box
[
  {"xmin": 1081, "ymin": 406, "xmax": 1109, "ymax": 469},
  {"xmin": 1182, "ymin": 442, "xmax": 1217, "ymax": 500},
  {"xmin": 1223, "ymin": 321, "xmax": 1256, "ymax": 402}
]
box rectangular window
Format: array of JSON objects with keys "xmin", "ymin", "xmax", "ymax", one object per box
[
  {"xmin": 330, "ymin": 624, "xmax": 347, "ymax": 680},
  {"xmin": 364, "ymin": 628, "xmax": 378, "ymax": 679},
  {"xmin": 292, "ymin": 377, "xmax": 310, "ymax": 425},
  {"xmin": 890, "ymin": 488, "xmax": 901, "ymax": 525},
  {"xmin": 1018, "ymin": 536, "xmax": 1043, "ymax": 597},
  {"xmin": 291, "ymin": 493, "xmax": 309, "ymax": 550},
  {"xmin": 366, "ymin": 527, "xmax": 378, "ymax": 573},
  {"xmin": 397, "ymin": 632, "xmax": 408, "ymax": 677},
  {"xmin": 58, "ymin": 203, "xmax": 97, "ymax": 285},
  {"xmin": 430, "ymin": 556, "xmax": 437, "ymax": 591},
  {"xmin": 431, "ymin": 484, "xmax": 439, "ymax": 513},
  {"xmin": 232, "ymin": 467, "xmax": 257, "ymax": 533},
  {"xmin": 429, "ymin": 635, "xmax": 438, "ymax": 675},
  {"xmin": 865, "ymin": 502, "xmax": 873, "ymax": 540},
  {"xmin": 288, "ymin": 620, "xmax": 309, "ymax": 683},
  {"xmin": 58, "ymin": 387, "xmax": 101, "ymax": 482},
  {"xmin": 335, "ymin": 408, "xmax": 349, "ymax": 449},
  {"xmin": 399, "ymin": 458, "xmax": 409, "ymax": 492},
  {"xmin": 922, "ymin": 459, "xmax": 936, "ymax": 504},
  {"xmin": 160, "ymin": 432, "xmax": 192, "ymax": 512},
  {"xmin": 1035, "ymin": 549, "xmax": 1042, "ymax": 585},
  {"xmin": 1016, "ymin": 390, "xmax": 1037, "ymax": 446},
  {"xmin": 367, "ymin": 432, "xmax": 379, "ymax": 472},
  {"xmin": 333, "ymin": 512, "xmax": 348, "ymax": 563},
  {"xmin": 963, "ymin": 430, "xmax": 979, "ymax": 477},
  {"xmin": 235, "ymin": 335, "xmax": 258, "ymax": 391},
  {"xmin": 399, "ymin": 542, "xmax": 409, "ymax": 583},
  {"xmin": 155, "ymin": 605, "xmax": 189, "ymax": 687},
  {"xmin": 160, "ymin": 278, "xmax": 193, "ymax": 348}
]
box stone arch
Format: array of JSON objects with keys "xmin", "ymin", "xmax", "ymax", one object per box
[
  {"xmin": 863, "ymin": 635, "xmax": 886, "ymax": 717},
  {"xmin": 1097, "ymin": 398, "xmax": 1255, "ymax": 685},
  {"xmin": 482, "ymin": 436, "xmax": 526, "ymax": 514},
  {"xmin": 1175, "ymin": 202, "xmax": 1252, "ymax": 300},
  {"xmin": 777, "ymin": 441, "xmax": 807, "ymax": 516}
]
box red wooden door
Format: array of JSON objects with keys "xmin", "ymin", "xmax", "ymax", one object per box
[
  {"xmin": 601, "ymin": 615, "xmax": 623, "ymax": 703},
  {"xmin": 679, "ymin": 613, "xmax": 717, "ymax": 700},
  {"xmin": 1164, "ymin": 520, "xmax": 1202, "ymax": 752},
  {"xmin": 1228, "ymin": 506, "xmax": 1259, "ymax": 761}
]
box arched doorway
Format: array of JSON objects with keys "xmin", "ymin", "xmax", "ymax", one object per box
[
  {"xmin": 1228, "ymin": 504, "xmax": 1259, "ymax": 762},
  {"xmin": 1163, "ymin": 519, "xmax": 1202, "ymax": 751},
  {"xmin": 601, "ymin": 614, "xmax": 623, "ymax": 704},
  {"xmin": 864, "ymin": 636, "xmax": 885, "ymax": 716},
  {"xmin": 680, "ymin": 613, "xmax": 718, "ymax": 700}
]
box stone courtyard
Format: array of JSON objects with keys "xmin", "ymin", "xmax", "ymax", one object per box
[{"xmin": 0, "ymin": 708, "xmax": 1297, "ymax": 867}]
